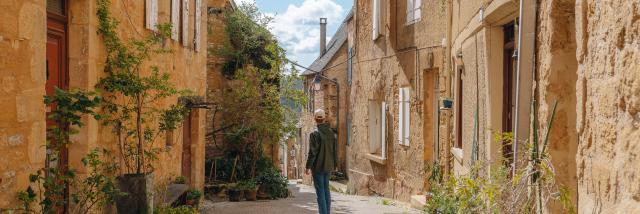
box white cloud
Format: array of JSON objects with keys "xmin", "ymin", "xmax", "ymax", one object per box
[{"xmin": 268, "ymin": 0, "xmax": 345, "ymax": 65}]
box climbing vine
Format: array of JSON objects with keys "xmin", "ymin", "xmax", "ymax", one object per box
[{"xmin": 96, "ymin": 0, "xmax": 190, "ymax": 175}]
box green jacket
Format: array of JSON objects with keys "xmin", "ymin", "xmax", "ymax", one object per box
[{"xmin": 305, "ymin": 123, "xmax": 337, "ymax": 173}]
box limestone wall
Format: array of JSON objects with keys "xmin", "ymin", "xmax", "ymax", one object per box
[
  {"xmin": 0, "ymin": 0, "xmax": 47, "ymax": 207},
  {"xmin": 346, "ymin": 0, "xmax": 446, "ymax": 201},
  {"xmin": 574, "ymin": 0, "xmax": 640, "ymax": 212},
  {"xmin": 0, "ymin": 0, "xmax": 208, "ymax": 207}
]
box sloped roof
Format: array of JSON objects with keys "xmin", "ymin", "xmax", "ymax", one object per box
[{"xmin": 301, "ymin": 9, "xmax": 352, "ymax": 76}]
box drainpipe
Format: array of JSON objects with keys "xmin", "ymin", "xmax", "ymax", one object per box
[{"xmin": 513, "ymin": 0, "xmax": 537, "ymax": 174}]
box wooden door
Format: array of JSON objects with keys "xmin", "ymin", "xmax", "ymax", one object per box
[
  {"xmin": 502, "ymin": 23, "xmax": 516, "ymax": 164},
  {"xmin": 182, "ymin": 112, "xmax": 193, "ymax": 185},
  {"xmin": 46, "ymin": 0, "xmax": 68, "ymax": 212}
]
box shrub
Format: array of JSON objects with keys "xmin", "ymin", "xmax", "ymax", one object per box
[
  {"xmin": 237, "ymin": 179, "xmax": 258, "ymax": 190},
  {"xmin": 154, "ymin": 205, "xmax": 198, "ymax": 214},
  {"xmin": 185, "ymin": 189, "xmax": 202, "ymax": 201},
  {"xmin": 256, "ymin": 168, "xmax": 288, "ymax": 199}
]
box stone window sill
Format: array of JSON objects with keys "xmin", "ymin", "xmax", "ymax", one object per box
[
  {"xmin": 366, "ymin": 153, "xmax": 386, "ymax": 165},
  {"xmin": 451, "ymin": 147, "xmax": 463, "ymax": 162}
]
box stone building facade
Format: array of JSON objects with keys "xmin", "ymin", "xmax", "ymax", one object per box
[
  {"xmin": 0, "ymin": 0, "xmax": 208, "ymax": 208},
  {"xmin": 300, "ymin": 17, "xmax": 350, "ymax": 176},
  {"xmin": 344, "ymin": 0, "xmax": 447, "ymax": 202}
]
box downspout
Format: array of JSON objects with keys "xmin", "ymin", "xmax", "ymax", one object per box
[{"xmin": 513, "ymin": 0, "xmax": 537, "ymax": 174}]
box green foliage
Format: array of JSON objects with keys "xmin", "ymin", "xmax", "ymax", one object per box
[
  {"xmin": 154, "ymin": 205, "xmax": 198, "ymax": 214},
  {"xmin": 237, "ymin": 179, "xmax": 258, "ymax": 190},
  {"xmin": 174, "ymin": 176, "xmax": 187, "ymax": 184},
  {"xmin": 10, "ymin": 89, "xmax": 122, "ymax": 214},
  {"xmin": 208, "ymin": 1, "xmax": 306, "ymax": 185},
  {"xmin": 425, "ymin": 101, "xmax": 575, "ymax": 213},
  {"xmin": 185, "ymin": 189, "xmax": 202, "ymax": 200},
  {"xmin": 256, "ymin": 168, "xmax": 288, "ymax": 199},
  {"xmin": 96, "ymin": 0, "xmax": 190, "ymax": 175}
]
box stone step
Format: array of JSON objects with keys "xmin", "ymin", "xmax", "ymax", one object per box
[{"xmin": 410, "ymin": 194, "xmax": 427, "ymax": 209}]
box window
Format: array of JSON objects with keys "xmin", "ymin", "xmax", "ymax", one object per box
[
  {"xmin": 406, "ymin": 0, "xmax": 422, "ymax": 24},
  {"xmin": 372, "ymin": 0, "xmax": 381, "ymax": 40},
  {"xmin": 398, "ymin": 87, "xmax": 410, "ymax": 146},
  {"xmin": 171, "ymin": 0, "xmax": 180, "ymax": 40},
  {"xmin": 146, "ymin": 0, "xmax": 159, "ymax": 31},
  {"xmin": 368, "ymin": 101, "xmax": 386, "ymax": 158},
  {"xmin": 347, "ymin": 47, "xmax": 353, "ymax": 85}
]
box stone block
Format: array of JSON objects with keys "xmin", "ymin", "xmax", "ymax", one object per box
[{"xmin": 15, "ymin": 89, "xmax": 45, "ymax": 123}]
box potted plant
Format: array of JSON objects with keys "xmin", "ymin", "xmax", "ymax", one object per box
[
  {"xmin": 227, "ymin": 184, "xmax": 243, "ymax": 202},
  {"xmin": 185, "ymin": 189, "xmax": 202, "ymax": 206},
  {"xmin": 175, "ymin": 176, "xmax": 187, "ymax": 184},
  {"xmin": 256, "ymin": 168, "xmax": 289, "ymax": 199},
  {"xmin": 238, "ymin": 179, "xmax": 258, "ymax": 201}
]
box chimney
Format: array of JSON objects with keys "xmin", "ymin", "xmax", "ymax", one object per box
[{"xmin": 320, "ymin": 18, "xmax": 327, "ymax": 56}]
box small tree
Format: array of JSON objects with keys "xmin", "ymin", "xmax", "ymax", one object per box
[
  {"xmin": 208, "ymin": 2, "xmax": 305, "ymax": 182},
  {"xmin": 95, "ymin": 0, "xmax": 190, "ymax": 175}
]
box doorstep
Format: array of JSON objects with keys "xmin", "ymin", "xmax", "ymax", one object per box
[{"xmin": 410, "ymin": 194, "xmax": 426, "ymax": 209}]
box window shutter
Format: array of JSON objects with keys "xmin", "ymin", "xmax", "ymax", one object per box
[
  {"xmin": 146, "ymin": 0, "xmax": 158, "ymax": 31},
  {"xmin": 369, "ymin": 101, "xmax": 381, "ymax": 153},
  {"xmin": 372, "ymin": 0, "xmax": 380, "ymax": 40},
  {"xmin": 182, "ymin": 0, "xmax": 190, "ymax": 47},
  {"xmin": 414, "ymin": 0, "xmax": 422, "ymax": 22},
  {"xmin": 406, "ymin": 0, "xmax": 414, "ymax": 24},
  {"xmin": 403, "ymin": 88, "xmax": 411, "ymax": 145},
  {"xmin": 194, "ymin": 0, "xmax": 201, "ymax": 51},
  {"xmin": 398, "ymin": 89, "xmax": 404, "ymax": 145},
  {"xmin": 381, "ymin": 102, "xmax": 387, "ymax": 158},
  {"xmin": 171, "ymin": 0, "xmax": 180, "ymax": 40},
  {"xmin": 347, "ymin": 48, "xmax": 353, "ymax": 85}
]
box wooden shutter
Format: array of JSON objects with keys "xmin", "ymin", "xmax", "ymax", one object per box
[
  {"xmin": 414, "ymin": 0, "xmax": 422, "ymax": 22},
  {"xmin": 398, "ymin": 89, "xmax": 404, "ymax": 145},
  {"xmin": 171, "ymin": 0, "xmax": 179, "ymax": 40},
  {"xmin": 399, "ymin": 87, "xmax": 410, "ymax": 145},
  {"xmin": 381, "ymin": 102, "xmax": 387, "ymax": 158},
  {"xmin": 194, "ymin": 0, "xmax": 201, "ymax": 51},
  {"xmin": 182, "ymin": 0, "xmax": 190, "ymax": 47},
  {"xmin": 372, "ymin": 0, "xmax": 380, "ymax": 40},
  {"xmin": 146, "ymin": 0, "xmax": 158, "ymax": 30},
  {"xmin": 347, "ymin": 48, "xmax": 353, "ymax": 85},
  {"xmin": 369, "ymin": 100, "xmax": 381, "ymax": 153},
  {"xmin": 406, "ymin": 0, "xmax": 414, "ymax": 24},
  {"xmin": 403, "ymin": 88, "xmax": 411, "ymax": 145}
]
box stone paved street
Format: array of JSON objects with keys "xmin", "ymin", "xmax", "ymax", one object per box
[{"xmin": 200, "ymin": 182, "xmax": 421, "ymax": 214}]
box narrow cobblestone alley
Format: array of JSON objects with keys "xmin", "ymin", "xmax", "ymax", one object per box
[{"xmin": 200, "ymin": 182, "xmax": 420, "ymax": 214}]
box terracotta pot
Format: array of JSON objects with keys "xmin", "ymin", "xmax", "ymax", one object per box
[
  {"xmin": 228, "ymin": 189, "xmax": 242, "ymax": 202},
  {"xmin": 244, "ymin": 189, "xmax": 258, "ymax": 201}
]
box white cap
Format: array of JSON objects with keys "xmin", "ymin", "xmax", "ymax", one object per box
[{"xmin": 314, "ymin": 109, "xmax": 326, "ymax": 119}]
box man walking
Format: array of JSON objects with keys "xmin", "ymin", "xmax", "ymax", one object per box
[{"xmin": 305, "ymin": 109, "xmax": 337, "ymax": 214}]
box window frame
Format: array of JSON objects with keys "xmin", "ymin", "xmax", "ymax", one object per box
[
  {"xmin": 398, "ymin": 87, "xmax": 411, "ymax": 146},
  {"xmin": 406, "ymin": 0, "xmax": 422, "ymax": 25}
]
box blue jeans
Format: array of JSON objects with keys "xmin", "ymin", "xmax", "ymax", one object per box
[{"xmin": 312, "ymin": 172, "xmax": 331, "ymax": 214}]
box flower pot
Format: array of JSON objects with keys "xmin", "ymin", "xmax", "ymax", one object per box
[
  {"xmin": 228, "ymin": 189, "xmax": 242, "ymax": 202},
  {"xmin": 256, "ymin": 185, "xmax": 270, "ymax": 200},
  {"xmin": 116, "ymin": 173, "xmax": 154, "ymax": 214},
  {"xmin": 244, "ymin": 189, "xmax": 258, "ymax": 201},
  {"xmin": 185, "ymin": 199, "xmax": 198, "ymax": 206}
]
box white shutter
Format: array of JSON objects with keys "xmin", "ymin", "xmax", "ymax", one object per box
[
  {"xmin": 406, "ymin": 0, "xmax": 414, "ymax": 24},
  {"xmin": 398, "ymin": 89, "xmax": 404, "ymax": 145},
  {"xmin": 372, "ymin": 0, "xmax": 380, "ymax": 40},
  {"xmin": 194, "ymin": 0, "xmax": 201, "ymax": 51},
  {"xmin": 369, "ymin": 101, "xmax": 381, "ymax": 153},
  {"xmin": 403, "ymin": 88, "xmax": 411, "ymax": 145},
  {"xmin": 171, "ymin": 0, "xmax": 180, "ymax": 40},
  {"xmin": 182, "ymin": 0, "xmax": 190, "ymax": 47},
  {"xmin": 146, "ymin": 0, "xmax": 158, "ymax": 30},
  {"xmin": 381, "ymin": 102, "xmax": 387, "ymax": 158},
  {"xmin": 414, "ymin": 0, "xmax": 422, "ymax": 22}
]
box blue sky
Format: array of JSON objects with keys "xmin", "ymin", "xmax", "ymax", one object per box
[{"xmin": 235, "ymin": 0, "xmax": 353, "ymax": 68}]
